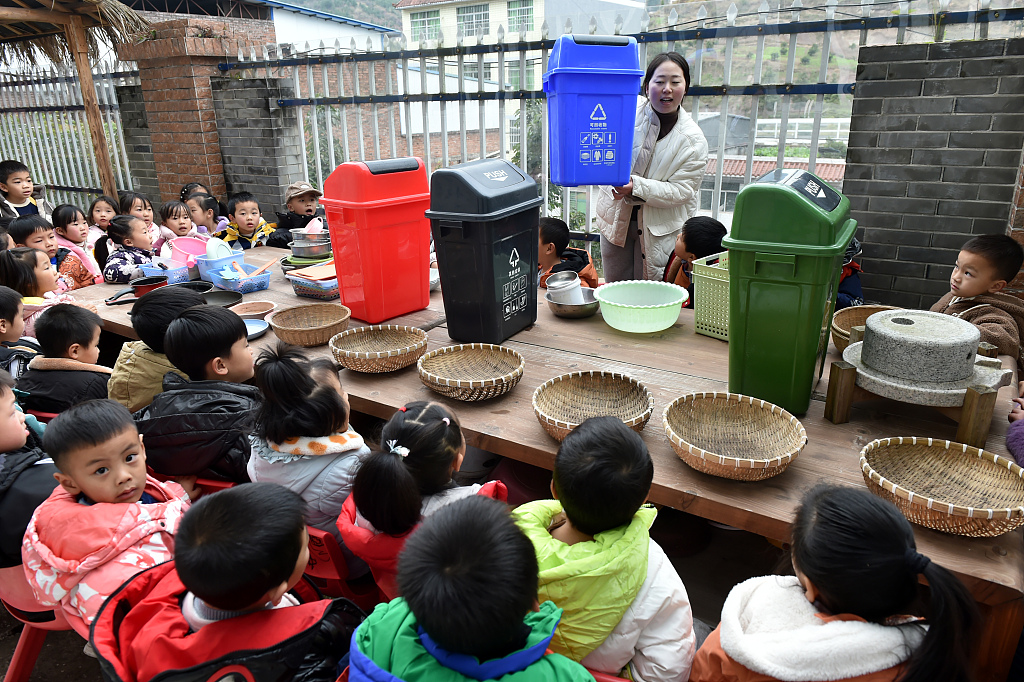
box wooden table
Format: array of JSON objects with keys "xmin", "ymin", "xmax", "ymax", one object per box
[{"xmin": 77, "ymin": 247, "xmax": 1023, "ymax": 682}]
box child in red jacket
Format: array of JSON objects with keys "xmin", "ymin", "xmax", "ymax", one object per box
[{"xmin": 538, "ymin": 217, "xmax": 599, "ymax": 289}]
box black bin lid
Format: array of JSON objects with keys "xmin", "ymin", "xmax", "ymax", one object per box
[{"xmin": 426, "ymin": 159, "xmax": 542, "ymax": 222}]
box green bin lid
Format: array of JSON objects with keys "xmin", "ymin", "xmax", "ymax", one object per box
[{"xmin": 725, "ymin": 169, "xmax": 851, "ymax": 250}]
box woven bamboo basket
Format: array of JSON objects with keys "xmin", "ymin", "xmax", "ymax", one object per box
[
  {"xmin": 267, "ymin": 303, "xmax": 351, "ymax": 347},
  {"xmin": 532, "ymin": 371, "xmax": 654, "ymax": 441},
  {"xmin": 663, "ymin": 392, "xmax": 807, "ymax": 481},
  {"xmin": 329, "ymin": 325, "xmax": 428, "ymax": 373},
  {"xmin": 831, "ymin": 305, "xmax": 901, "ymax": 352},
  {"xmin": 860, "ymin": 437, "xmax": 1024, "ymax": 537},
  {"xmin": 417, "ymin": 344, "xmax": 525, "ymax": 401}
]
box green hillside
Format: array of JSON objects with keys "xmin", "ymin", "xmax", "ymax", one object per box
[{"xmin": 288, "ymin": 0, "xmax": 401, "ymax": 29}]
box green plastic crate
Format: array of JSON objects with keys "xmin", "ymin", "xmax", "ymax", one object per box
[{"xmin": 693, "ymin": 251, "xmax": 729, "ymax": 341}]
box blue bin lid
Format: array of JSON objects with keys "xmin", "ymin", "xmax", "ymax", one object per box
[{"xmin": 545, "ymin": 35, "xmax": 643, "ymax": 80}]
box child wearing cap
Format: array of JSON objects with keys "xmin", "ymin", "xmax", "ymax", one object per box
[{"xmin": 268, "ymin": 182, "xmax": 326, "ymax": 249}]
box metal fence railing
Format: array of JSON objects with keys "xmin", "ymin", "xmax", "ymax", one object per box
[{"xmin": 0, "ymin": 62, "xmax": 139, "ymax": 207}]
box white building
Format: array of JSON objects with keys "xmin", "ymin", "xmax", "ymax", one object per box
[{"xmin": 250, "ymin": 0, "xmax": 398, "ymax": 51}]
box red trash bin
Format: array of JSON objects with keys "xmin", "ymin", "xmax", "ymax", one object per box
[{"xmin": 320, "ymin": 158, "xmax": 431, "ymax": 323}]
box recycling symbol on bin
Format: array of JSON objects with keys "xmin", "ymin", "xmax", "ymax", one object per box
[
  {"xmin": 590, "ymin": 104, "xmax": 607, "ymax": 121},
  {"xmin": 509, "ymin": 248, "xmax": 520, "ymax": 267}
]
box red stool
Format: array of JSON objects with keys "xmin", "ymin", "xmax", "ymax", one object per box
[
  {"xmin": 305, "ymin": 526, "xmax": 383, "ymax": 613},
  {"xmin": 0, "ymin": 565, "xmax": 74, "ymax": 682},
  {"xmin": 24, "ymin": 409, "xmax": 58, "ymax": 424}
]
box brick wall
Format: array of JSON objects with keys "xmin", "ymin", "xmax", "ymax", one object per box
[
  {"xmin": 115, "ymin": 84, "xmax": 160, "ymax": 201},
  {"xmin": 211, "ymin": 78, "xmax": 305, "ymax": 216},
  {"xmin": 1009, "ymin": 155, "xmax": 1024, "ymax": 294},
  {"xmin": 845, "ymin": 38, "xmax": 1024, "ymax": 308}
]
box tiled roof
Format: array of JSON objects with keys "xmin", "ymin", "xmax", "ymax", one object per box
[{"xmin": 705, "ymin": 156, "xmax": 846, "ymax": 184}]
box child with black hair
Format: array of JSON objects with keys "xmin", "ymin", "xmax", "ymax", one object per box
[
  {"xmin": 108, "ymin": 286, "xmax": 206, "ymax": 412},
  {"xmin": 86, "ymin": 195, "xmax": 118, "ymax": 255},
  {"xmin": 120, "ymin": 191, "xmax": 157, "ymax": 242},
  {"xmin": 134, "ymin": 305, "xmax": 256, "ymax": 482},
  {"xmin": 247, "ymin": 342, "xmax": 371, "ymax": 575},
  {"xmin": 538, "ymin": 217, "xmax": 599, "ymax": 289},
  {"xmin": 268, "ymin": 181, "xmax": 327, "ymax": 248},
  {"xmin": 186, "ymin": 192, "xmax": 228, "ymax": 236},
  {"xmin": 102, "ymin": 215, "xmax": 155, "ymax": 284},
  {"xmin": 217, "ymin": 191, "xmax": 273, "ymax": 249},
  {"xmin": 0, "ymin": 368, "xmax": 57, "ymax": 568},
  {"xmin": 691, "ymin": 485, "xmax": 978, "ymax": 682},
  {"xmin": 512, "ymin": 416, "xmax": 696, "ymax": 682},
  {"xmin": 0, "ymin": 247, "xmax": 85, "ymax": 338},
  {"xmin": 0, "ymin": 160, "xmax": 51, "ymax": 221},
  {"xmin": 338, "ymin": 400, "xmax": 507, "ymax": 599},
  {"xmin": 349, "ymin": 495, "xmax": 593, "ymax": 682},
  {"xmin": 0, "ymin": 285, "xmax": 40, "ymax": 378},
  {"xmin": 931, "ymin": 234, "xmax": 1024, "ymax": 373},
  {"xmin": 22, "ymin": 399, "xmax": 193, "ymax": 638},
  {"xmin": 663, "ymin": 215, "xmax": 727, "ymax": 307},
  {"xmin": 9, "ymin": 214, "xmax": 95, "ymax": 290},
  {"xmin": 90, "ymin": 482, "xmax": 365, "ymax": 682},
  {"xmin": 52, "ymin": 204, "xmax": 103, "ymax": 284},
  {"xmin": 154, "ymin": 200, "xmax": 205, "ymax": 256},
  {"xmin": 16, "ymin": 304, "xmax": 110, "ymax": 413}
]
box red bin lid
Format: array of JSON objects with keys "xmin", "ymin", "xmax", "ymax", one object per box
[{"xmin": 322, "ymin": 157, "xmax": 429, "ymax": 206}]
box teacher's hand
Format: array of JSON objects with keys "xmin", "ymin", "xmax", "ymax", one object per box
[{"xmin": 612, "ymin": 180, "xmax": 634, "ymax": 200}]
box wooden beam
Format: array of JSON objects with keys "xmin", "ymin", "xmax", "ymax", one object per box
[
  {"xmin": 0, "ymin": 6, "xmax": 73, "ymax": 24},
  {"xmin": 66, "ymin": 14, "xmax": 118, "ymax": 198}
]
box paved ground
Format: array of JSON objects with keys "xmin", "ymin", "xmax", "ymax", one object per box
[{"xmin": 0, "ymin": 509, "xmax": 781, "ymax": 680}]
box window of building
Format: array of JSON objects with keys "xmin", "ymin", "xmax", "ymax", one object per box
[
  {"xmin": 410, "ymin": 10, "xmax": 441, "ymax": 42},
  {"xmin": 457, "ymin": 3, "xmax": 489, "ymax": 37},
  {"xmin": 506, "ymin": 59, "xmax": 535, "ymax": 90},
  {"xmin": 463, "ymin": 61, "xmax": 493, "ymax": 81},
  {"xmin": 507, "ymin": 0, "xmax": 533, "ymax": 32}
]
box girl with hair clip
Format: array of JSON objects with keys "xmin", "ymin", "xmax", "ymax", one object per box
[
  {"xmin": 247, "ymin": 342, "xmax": 372, "ymax": 577},
  {"xmin": 86, "ymin": 195, "xmax": 117, "ymax": 256},
  {"xmin": 51, "ymin": 204, "xmax": 103, "ymax": 285},
  {"xmin": 337, "ymin": 400, "xmax": 507, "ymax": 599},
  {"xmin": 690, "ymin": 484, "xmax": 978, "ymax": 682},
  {"xmin": 185, "ymin": 193, "xmax": 228, "ymax": 236},
  {"xmin": 0, "ymin": 247, "xmax": 91, "ymax": 337}
]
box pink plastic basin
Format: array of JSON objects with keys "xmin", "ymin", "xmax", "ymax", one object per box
[{"xmin": 169, "ymin": 237, "xmax": 209, "ymax": 267}]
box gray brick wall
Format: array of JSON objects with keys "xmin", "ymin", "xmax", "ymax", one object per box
[
  {"xmin": 847, "ymin": 38, "xmax": 1024, "ymax": 309},
  {"xmin": 210, "ymin": 78, "xmax": 305, "ymax": 221},
  {"xmin": 115, "ymin": 84, "xmax": 160, "ymax": 202}
]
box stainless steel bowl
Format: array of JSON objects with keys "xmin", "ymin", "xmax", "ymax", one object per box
[
  {"xmin": 545, "ymin": 287, "xmax": 600, "ymax": 319},
  {"xmin": 290, "ymin": 227, "xmax": 328, "ymax": 243},
  {"xmin": 288, "ymin": 240, "xmax": 332, "ymax": 258}
]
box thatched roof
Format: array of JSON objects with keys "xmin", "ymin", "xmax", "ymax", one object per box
[{"xmin": 0, "ymin": 0, "xmax": 148, "ymax": 65}]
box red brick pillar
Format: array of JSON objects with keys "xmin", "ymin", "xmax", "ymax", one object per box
[
  {"xmin": 1007, "ymin": 146, "xmax": 1024, "ymax": 296},
  {"xmin": 117, "ymin": 18, "xmax": 276, "ymax": 203}
]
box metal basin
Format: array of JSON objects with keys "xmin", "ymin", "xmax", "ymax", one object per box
[
  {"xmin": 545, "ymin": 287, "xmax": 600, "ymax": 319},
  {"xmin": 288, "ymin": 240, "xmax": 332, "ymax": 259}
]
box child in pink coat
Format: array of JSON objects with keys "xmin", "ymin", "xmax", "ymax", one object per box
[{"xmin": 21, "ymin": 399, "xmax": 195, "ymax": 637}]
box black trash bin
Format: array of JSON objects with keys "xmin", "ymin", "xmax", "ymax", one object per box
[{"xmin": 426, "ymin": 159, "xmax": 543, "ymax": 344}]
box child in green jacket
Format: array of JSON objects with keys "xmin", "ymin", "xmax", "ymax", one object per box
[{"xmin": 347, "ymin": 495, "xmax": 593, "ymax": 682}]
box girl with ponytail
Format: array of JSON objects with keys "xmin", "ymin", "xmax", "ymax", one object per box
[
  {"xmin": 691, "ymin": 484, "xmax": 977, "ymax": 682},
  {"xmin": 337, "ymin": 400, "xmax": 507, "ymax": 599},
  {"xmin": 247, "ymin": 342, "xmax": 371, "ymax": 576},
  {"xmin": 0, "ymin": 247, "xmax": 83, "ymax": 337}
]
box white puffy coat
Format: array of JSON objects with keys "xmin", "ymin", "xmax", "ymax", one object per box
[
  {"xmin": 581, "ymin": 538, "xmax": 696, "ymax": 682},
  {"xmin": 596, "ymin": 99, "xmax": 708, "ymax": 278}
]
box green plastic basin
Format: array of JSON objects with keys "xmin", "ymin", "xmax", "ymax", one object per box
[{"xmin": 594, "ymin": 280, "xmax": 688, "ymax": 333}]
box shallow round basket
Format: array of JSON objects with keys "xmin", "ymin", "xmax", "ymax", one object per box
[
  {"xmin": 831, "ymin": 304, "xmax": 901, "ymax": 352},
  {"xmin": 663, "ymin": 392, "xmax": 808, "ymax": 481},
  {"xmin": 267, "ymin": 303, "xmax": 351, "ymax": 347},
  {"xmin": 594, "ymin": 280, "xmax": 688, "ymax": 333},
  {"xmin": 329, "ymin": 325, "xmax": 428, "ymax": 373},
  {"xmin": 417, "ymin": 344, "xmax": 524, "ymax": 401},
  {"xmin": 533, "ymin": 371, "xmax": 654, "ymax": 442},
  {"xmin": 860, "ymin": 437, "xmax": 1024, "ymax": 537}
]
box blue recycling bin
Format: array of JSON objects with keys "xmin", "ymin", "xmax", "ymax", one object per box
[{"xmin": 544, "ymin": 35, "xmax": 643, "ymax": 187}]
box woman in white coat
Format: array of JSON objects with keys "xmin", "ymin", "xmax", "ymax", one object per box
[{"xmin": 596, "ymin": 52, "xmax": 709, "ymax": 282}]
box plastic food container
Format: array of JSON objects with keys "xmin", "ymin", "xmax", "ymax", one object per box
[
  {"xmin": 140, "ymin": 258, "xmax": 189, "ymax": 285},
  {"xmin": 547, "ymin": 271, "xmax": 585, "ymax": 305},
  {"xmin": 208, "ymin": 262, "xmax": 271, "ymax": 294},
  {"xmin": 594, "ymin": 280, "xmax": 688, "ymax": 333},
  {"xmin": 693, "ymin": 251, "xmax": 729, "ymax": 340},
  {"xmin": 196, "ymin": 249, "xmax": 245, "ymax": 282}
]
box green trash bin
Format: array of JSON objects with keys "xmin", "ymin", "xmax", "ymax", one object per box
[{"xmin": 723, "ymin": 169, "xmax": 858, "ymax": 415}]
